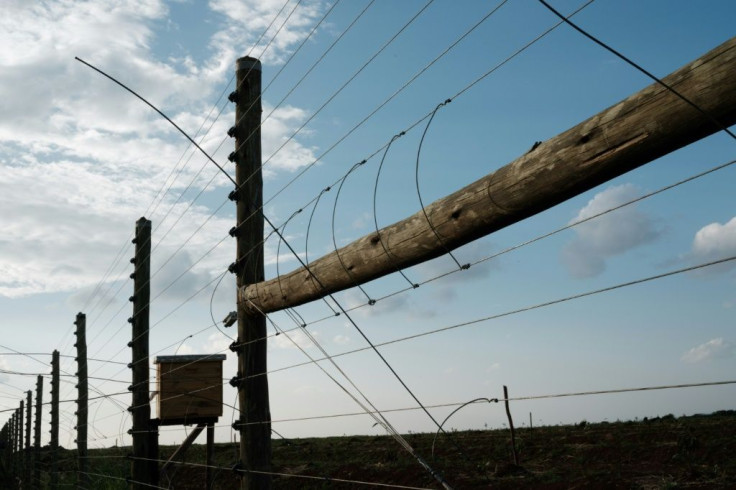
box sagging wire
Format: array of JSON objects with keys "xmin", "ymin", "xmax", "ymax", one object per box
[
  {"xmin": 415, "ymin": 99, "xmax": 468, "ymax": 271},
  {"xmin": 373, "ymin": 132, "xmax": 419, "ymax": 289},
  {"xmin": 331, "ymin": 160, "xmax": 374, "ymax": 303}
]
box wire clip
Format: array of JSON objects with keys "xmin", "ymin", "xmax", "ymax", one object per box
[{"xmin": 223, "ymin": 311, "xmax": 238, "ymax": 328}]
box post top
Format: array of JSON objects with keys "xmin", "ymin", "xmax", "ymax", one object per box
[{"xmin": 236, "ymin": 56, "xmax": 261, "ymax": 72}]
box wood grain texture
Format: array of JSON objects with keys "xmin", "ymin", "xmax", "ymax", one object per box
[
  {"xmin": 240, "ymin": 36, "xmax": 736, "ymax": 314},
  {"xmin": 157, "ymin": 361, "xmax": 223, "ymax": 421}
]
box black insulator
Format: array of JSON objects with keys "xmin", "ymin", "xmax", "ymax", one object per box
[
  {"xmin": 227, "ymin": 126, "xmax": 237, "ymax": 138},
  {"xmin": 228, "ymin": 91, "xmax": 238, "ymax": 103},
  {"xmin": 228, "ymin": 151, "xmax": 237, "ymax": 162},
  {"xmin": 129, "ymin": 258, "xmax": 135, "ymax": 264},
  {"xmin": 229, "ymin": 226, "xmax": 239, "ymax": 238},
  {"xmin": 129, "ymin": 296, "xmax": 135, "ymax": 302},
  {"xmin": 228, "ymin": 189, "xmax": 238, "ymax": 202}
]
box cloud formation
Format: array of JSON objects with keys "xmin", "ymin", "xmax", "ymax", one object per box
[
  {"xmin": 681, "ymin": 338, "xmax": 734, "ymax": 363},
  {"xmin": 689, "ymin": 216, "xmax": 736, "ymax": 272},
  {"xmin": 561, "ymin": 184, "xmax": 660, "ymax": 278},
  {"xmin": 0, "ymin": 0, "xmax": 324, "ymax": 298}
]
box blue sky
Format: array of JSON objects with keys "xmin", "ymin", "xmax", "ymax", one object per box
[{"xmin": 0, "ymin": 0, "xmax": 734, "ymax": 451}]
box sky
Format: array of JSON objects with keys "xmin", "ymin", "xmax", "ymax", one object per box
[{"xmin": 0, "ymin": 0, "xmax": 735, "ymax": 456}]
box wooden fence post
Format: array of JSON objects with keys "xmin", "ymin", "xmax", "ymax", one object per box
[
  {"xmin": 18, "ymin": 400, "xmax": 24, "ymax": 484},
  {"xmin": 503, "ymin": 386, "xmax": 518, "ymax": 466},
  {"xmin": 25, "ymin": 390, "xmax": 31, "ymax": 487},
  {"xmin": 231, "ymin": 55, "xmax": 272, "ymax": 489},
  {"xmin": 50, "ymin": 350, "xmax": 59, "ymax": 490},
  {"xmin": 74, "ymin": 312, "xmax": 89, "ymax": 489},
  {"xmin": 34, "ymin": 374, "xmax": 43, "ymax": 489},
  {"xmin": 12, "ymin": 409, "xmax": 18, "ymax": 478},
  {"xmin": 129, "ymin": 217, "xmax": 157, "ymax": 489}
]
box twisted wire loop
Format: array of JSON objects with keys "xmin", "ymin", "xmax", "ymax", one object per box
[
  {"xmin": 431, "ymin": 397, "xmax": 499, "ymax": 459},
  {"xmin": 373, "ymin": 132, "xmax": 419, "ymax": 289},
  {"xmin": 415, "ymin": 100, "xmax": 469, "ymax": 271},
  {"xmin": 331, "ymin": 160, "xmax": 375, "ymax": 303},
  {"xmin": 305, "ymin": 187, "xmax": 340, "ymax": 316}
]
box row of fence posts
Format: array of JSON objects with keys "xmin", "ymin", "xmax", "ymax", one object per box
[
  {"xmin": 0, "ymin": 316, "xmax": 88, "ymax": 489},
  {"xmin": 1, "ymin": 361, "xmax": 56, "ymax": 489},
  {"xmin": 2, "ymin": 55, "xmax": 280, "ymax": 490}
]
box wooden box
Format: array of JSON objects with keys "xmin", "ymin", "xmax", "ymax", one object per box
[{"xmin": 154, "ymin": 354, "xmax": 226, "ymax": 425}]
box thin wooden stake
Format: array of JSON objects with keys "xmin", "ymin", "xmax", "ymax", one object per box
[{"xmin": 503, "ymin": 385, "xmax": 518, "ymax": 466}]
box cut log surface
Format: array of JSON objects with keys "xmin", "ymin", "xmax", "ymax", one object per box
[{"xmin": 240, "ymin": 36, "xmax": 736, "ymax": 315}]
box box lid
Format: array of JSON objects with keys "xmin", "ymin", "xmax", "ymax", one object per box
[{"xmin": 154, "ymin": 354, "xmax": 226, "ymax": 364}]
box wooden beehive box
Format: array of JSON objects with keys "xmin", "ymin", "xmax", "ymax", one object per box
[{"xmin": 154, "ymin": 354, "xmax": 226, "ymax": 425}]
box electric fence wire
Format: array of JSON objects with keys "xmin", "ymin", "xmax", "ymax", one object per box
[
  {"xmin": 239, "ymin": 253, "xmax": 736, "ymax": 381},
  {"xmin": 537, "ymin": 0, "xmax": 736, "ymax": 142},
  {"xmin": 46, "ymin": 0, "xmax": 732, "ymax": 464},
  {"xmin": 77, "ymin": 0, "xmax": 577, "ymax": 382},
  {"xmin": 243, "ymin": 152, "xmax": 736, "ymax": 348},
  {"xmin": 235, "ymin": 0, "xmax": 599, "ymax": 298},
  {"xmin": 61, "ymin": 0, "xmax": 299, "ymax": 371}
]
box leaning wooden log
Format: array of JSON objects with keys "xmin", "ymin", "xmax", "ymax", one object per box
[{"xmin": 240, "ymin": 36, "xmax": 736, "ymax": 315}]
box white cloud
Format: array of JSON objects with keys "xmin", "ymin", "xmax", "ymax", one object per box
[
  {"xmin": 0, "ymin": 0, "xmax": 325, "ymax": 298},
  {"xmin": 681, "ymin": 338, "xmax": 734, "ymax": 363},
  {"xmin": 333, "ymin": 334, "xmax": 350, "ymax": 345},
  {"xmin": 561, "ymin": 184, "xmax": 660, "ymax": 278},
  {"xmin": 689, "ymin": 216, "xmax": 736, "ymax": 273}
]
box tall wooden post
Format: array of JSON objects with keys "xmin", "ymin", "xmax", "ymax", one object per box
[
  {"xmin": 74, "ymin": 312, "xmax": 89, "ymax": 489},
  {"xmin": 129, "ymin": 217, "xmax": 157, "ymax": 489},
  {"xmin": 18, "ymin": 400, "xmax": 24, "ymax": 483},
  {"xmin": 25, "ymin": 390, "xmax": 31, "ymax": 487},
  {"xmin": 50, "ymin": 350, "xmax": 59, "ymax": 490},
  {"xmin": 0, "ymin": 423, "xmax": 6, "ymax": 477},
  {"xmin": 231, "ymin": 56, "xmax": 271, "ymax": 489},
  {"xmin": 11, "ymin": 409, "xmax": 17, "ymax": 479},
  {"xmin": 34, "ymin": 375, "xmax": 43, "ymax": 489}
]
